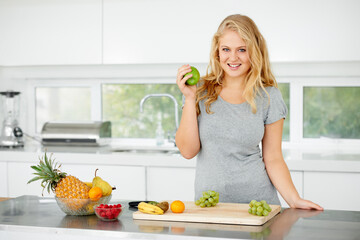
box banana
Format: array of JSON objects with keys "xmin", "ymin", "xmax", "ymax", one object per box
[{"xmin": 138, "ymin": 202, "xmax": 164, "ymax": 215}]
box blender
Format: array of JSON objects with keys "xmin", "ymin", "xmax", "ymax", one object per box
[{"xmin": 0, "ymin": 91, "xmax": 24, "ymax": 147}]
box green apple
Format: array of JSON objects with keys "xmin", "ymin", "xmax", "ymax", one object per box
[{"xmin": 184, "ymin": 66, "xmax": 200, "ymax": 86}]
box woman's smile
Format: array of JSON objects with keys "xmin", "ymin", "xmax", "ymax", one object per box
[{"xmin": 227, "ymin": 63, "xmax": 242, "ymax": 70}]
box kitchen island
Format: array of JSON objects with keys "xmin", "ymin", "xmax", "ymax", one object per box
[{"xmin": 0, "ymin": 196, "xmax": 359, "ymax": 240}]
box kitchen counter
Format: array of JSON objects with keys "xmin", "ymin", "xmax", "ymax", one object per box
[
  {"xmin": 1, "ymin": 140, "xmax": 360, "ymax": 172},
  {"xmin": 0, "ymin": 196, "xmax": 359, "ymax": 240}
]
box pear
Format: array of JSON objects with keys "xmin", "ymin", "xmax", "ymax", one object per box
[{"xmin": 92, "ymin": 169, "xmax": 112, "ymax": 196}]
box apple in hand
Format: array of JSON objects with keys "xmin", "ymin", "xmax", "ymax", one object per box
[{"xmin": 184, "ymin": 66, "xmax": 200, "ymax": 86}]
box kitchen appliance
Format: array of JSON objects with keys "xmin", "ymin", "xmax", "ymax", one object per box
[
  {"xmin": 133, "ymin": 202, "xmax": 281, "ymax": 225},
  {"xmin": 41, "ymin": 121, "xmax": 111, "ymax": 146},
  {"xmin": 0, "ymin": 91, "xmax": 24, "ymax": 148}
]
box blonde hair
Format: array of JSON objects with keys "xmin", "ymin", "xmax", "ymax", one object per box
[{"xmin": 196, "ymin": 14, "xmax": 277, "ymax": 114}]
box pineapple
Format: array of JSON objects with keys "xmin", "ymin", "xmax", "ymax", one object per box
[{"xmin": 28, "ymin": 152, "xmax": 90, "ymax": 210}]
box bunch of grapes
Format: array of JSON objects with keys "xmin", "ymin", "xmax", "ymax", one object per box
[
  {"xmin": 195, "ymin": 190, "xmax": 219, "ymax": 208},
  {"xmin": 248, "ymin": 200, "xmax": 272, "ymax": 216}
]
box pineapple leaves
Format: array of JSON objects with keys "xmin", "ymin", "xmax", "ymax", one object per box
[
  {"xmin": 27, "ymin": 176, "xmax": 44, "ymax": 184},
  {"xmin": 44, "ymin": 152, "xmax": 53, "ymax": 171},
  {"xmin": 47, "ymin": 184, "xmax": 52, "ymax": 195},
  {"xmin": 30, "ymin": 165, "xmax": 42, "ymax": 172},
  {"xmin": 27, "ymin": 151, "xmax": 67, "ymax": 195}
]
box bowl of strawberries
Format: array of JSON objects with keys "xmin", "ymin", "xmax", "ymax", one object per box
[{"xmin": 95, "ymin": 203, "xmax": 123, "ymax": 221}]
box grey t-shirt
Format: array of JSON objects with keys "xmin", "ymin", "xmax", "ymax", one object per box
[{"xmin": 195, "ymin": 86, "xmax": 288, "ymax": 204}]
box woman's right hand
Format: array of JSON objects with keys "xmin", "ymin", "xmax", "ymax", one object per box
[{"xmin": 176, "ymin": 64, "xmax": 197, "ymax": 100}]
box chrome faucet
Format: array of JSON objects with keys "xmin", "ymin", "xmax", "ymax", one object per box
[{"xmin": 139, "ymin": 94, "xmax": 179, "ymax": 145}]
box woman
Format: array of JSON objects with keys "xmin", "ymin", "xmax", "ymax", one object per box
[{"xmin": 175, "ymin": 14, "xmax": 322, "ymax": 210}]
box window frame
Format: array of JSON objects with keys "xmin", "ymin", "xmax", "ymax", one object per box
[
  {"xmin": 27, "ymin": 74, "xmax": 360, "ymax": 149},
  {"xmin": 282, "ymin": 76, "xmax": 360, "ymax": 149},
  {"xmin": 27, "ymin": 79, "xmax": 101, "ymax": 135},
  {"xmin": 27, "ymin": 77, "xmax": 176, "ymax": 136}
]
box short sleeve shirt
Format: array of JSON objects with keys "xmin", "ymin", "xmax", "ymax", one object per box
[{"xmin": 195, "ymin": 86, "xmax": 288, "ymax": 204}]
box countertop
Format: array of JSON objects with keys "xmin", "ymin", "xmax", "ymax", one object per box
[
  {"xmin": 1, "ymin": 140, "xmax": 360, "ymax": 172},
  {"xmin": 0, "ymin": 196, "xmax": 359, "ymax": 240}
]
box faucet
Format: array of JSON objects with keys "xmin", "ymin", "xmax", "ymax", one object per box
[{"xmin": 139, "ymin": 94, "xmax": 179, "ymax": 145}]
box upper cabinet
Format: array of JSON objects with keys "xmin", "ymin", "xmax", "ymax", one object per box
[
  {"xmin": 102, "ymin": 0, "xmax": 216, "ymax": 64},
  {"xmin": 0, "ymin": 0, "xmax": 102, "ymax": 66},
  {"xmin": 0, "ymin": 0, "xmax": 359, "ymax": 66},
  {"xmin": 102, "ymin": 0, "xmax": 360, "ymax": 64}
]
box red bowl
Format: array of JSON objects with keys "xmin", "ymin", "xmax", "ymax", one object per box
[{"xmin": 94, "ymin": 203, "xmax": 123, "ymax": 221}]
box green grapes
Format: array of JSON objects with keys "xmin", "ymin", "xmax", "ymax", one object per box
[
  {"xmin": 248, "ymin": 200, "xmax": 272, "ymax": 217},
  {"xmin": 195, "ymin": 190, "xmax": 219, "ymax": 208}
]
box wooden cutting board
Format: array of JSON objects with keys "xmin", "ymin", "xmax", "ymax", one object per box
[{"xmin": 133, "ymin": 202, "xmax": 281, "ymax": 225}]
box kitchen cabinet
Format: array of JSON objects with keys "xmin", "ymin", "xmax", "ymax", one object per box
[
  {"xmin": 8, "ymin": 162, "xmax": 44, "ymax": 197},
  {"xmin": 0, "ymin": 0, "xmax": 102, "ymax": 66},
  {"xmin": 147, "ymin": 167, "xmax": 196, "ymax": 201},
  {"xmin": 278, "ymin": 171, "xmax": 303, "ymax": 207},
  {"xmin": 147, "ymin": 167, "xmax": 304, "ymax": 205},
  {"xmin": 8, "ymin": 162, "xmax": 146, "ymax": 200},
  {"xmin": 0, "ymin": 162, "xmax": 7, "ymax": 197},
  {"xmin": 102, "ymin": 0, "xmax": 214, "ymax": 64},
  {"xmin": 3, "ymin": 148, "xmax": 360, "ymax": 211},
  {"xmin": 304, "ymin": 172, "xmax": 360, "ymax": 211}
]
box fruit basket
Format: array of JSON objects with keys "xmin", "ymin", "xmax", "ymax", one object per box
[{"xmin": 55, "ymin": 194, "xmax": 112, "ymax": 216}]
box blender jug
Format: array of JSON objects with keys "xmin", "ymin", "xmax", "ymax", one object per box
[{"xmin": 0, "ymin": 91, "xmax": 24, "ymax": 147}]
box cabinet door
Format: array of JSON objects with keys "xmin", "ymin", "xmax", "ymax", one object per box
[
  {"xmin": 8, "ymin": 162, "xmax": 45, "ymax": 197},
  {"xmin": 147, "ymin": 167, "xmax": 195, "ymax": 201},
  {"xmin": 304, "ymin": 172, "xmax": 360, "ymax": 211},
  {"xmin": 0, "ymin": 0, "xmax": 102, "ymax": 66},
  {"xmin": 278, "ymin": 171, "xmax": 303, "ymax": 207},
  {"xmin": 103, "ymin": 1, "xmax": 214, "ymax": 64},
  {"xmin": 8, "ymin": 162, "xmax": 146, "ymax": 200},
  {"xmin": 61, "ymin": 164, "xmax": 146, "ymax": 201},
  {"xmin": 0, "ymin": 162, "xmax": 8, "ymax": 197}
]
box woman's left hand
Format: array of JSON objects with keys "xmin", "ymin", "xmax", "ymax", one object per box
[{"xmin": 292, "ymin": 198, "xmax": 323, "ymax": 211}]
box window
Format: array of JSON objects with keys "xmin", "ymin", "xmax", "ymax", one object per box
[
  {"xmin": 278, "ymin": 83, "xmax": 290, "ymax": 141},
  {"xmin": 102, "ymin": 84, "xmax": 182, "ymax": 138},
  {"xmin": 303, "ymin": 87, "xmax": 360, "ymax": 139},
  {"xmin": 102, "ymin": 83, "xmax": 290, "ymax": 140},
  {"xmin": 35, "ymin": 87, "xmax": 91, "ymax": 132},
  {"xmin": 28, "ymin": 63, "xmax": 360, "ymax": 149}
]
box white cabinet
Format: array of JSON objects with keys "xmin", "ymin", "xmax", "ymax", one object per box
[
  {"xmin": 278, "ymin": 171, "xmax": 303, "ymax": 208},
  {"xmin": 304, "ymin": 172, "xmax": 360, "ymax": 211},
  {"xmin": 8, "ymin": 162, "xmax": 44, "ymax": 197},
  {"xmin": 8, "ymin": 162, "xmax": 146, "ymax": 200},
  {"xmin": 5, "ymin": 157, "xmax": 360, "ymax": 212},
  {"xmin": 147, "ymin": 167, "xmax": 196, "ymax": 201},
  {"xmin": 0, "ymin": 162, "xmax": 8, "ymax": 197},
  {"xmin": 62, "ymin": 164, "xmax": 146, "ymax": 201},
  {"xmin": 0, "ymin": 0, "xmax": 102, "ymax": 66},
  {"xmin": 102, "ymin": 0, "xmax": 213, "ymax": 64}
]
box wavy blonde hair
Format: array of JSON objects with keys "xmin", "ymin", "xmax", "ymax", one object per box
[{"xmin": 196, "ymin": 14, "xmax": 277, "ymax": 115}]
